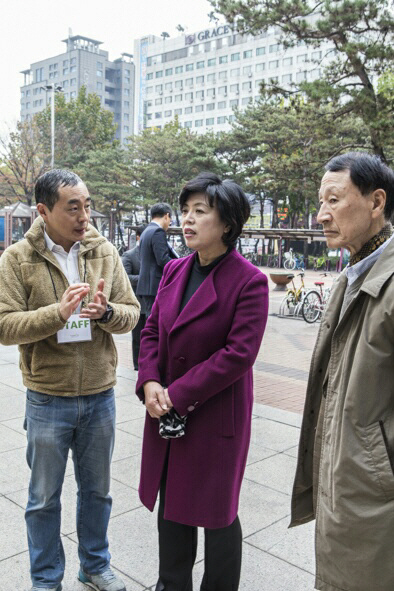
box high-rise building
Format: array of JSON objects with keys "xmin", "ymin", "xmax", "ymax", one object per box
[
  {"xmin": 133, "ymin": 25, "xmax": 333, "ymax": 135},
  {"xmin": 20, "ymin": 35, "xmax": 135, "ymax": 144}
]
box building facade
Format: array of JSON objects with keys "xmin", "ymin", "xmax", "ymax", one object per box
[
  {"xmin": 133, "ymin": 25, "xmax": 333, "ymax": 134},
  {"xmin": 20, "ymin": 35, "xmax": 135, "ymax": 144}
]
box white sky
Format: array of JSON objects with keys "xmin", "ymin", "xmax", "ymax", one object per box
[{"xmin": 0, "ymin": 0, "xmax": 214, "ymax": 133}]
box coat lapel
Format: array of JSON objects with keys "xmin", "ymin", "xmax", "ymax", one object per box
[{"xmin": 158, "ymin": 254, "xmax": 195, "ymax": 333}]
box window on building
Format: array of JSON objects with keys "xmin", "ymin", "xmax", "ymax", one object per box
[
  {"xmin": 124, "ymin": 100, "xmax": 129, "ymax": 108},
  {"xmin": 70, "ymin": 65, "xmax": 76, "ymax": 73},
  {"xmin": 195, "ymin": 119, "xmax": 203, "ymax": 127},
  {"xmin": 70, "ymin": 91, "xmax": 76, "ymax": 98},
  {"xmin": 255, "ymin": 63, "xmax": 265, "ymax": 73},
  {"xmin": 269, "ymin": 60, "xmax": 279, "ymax": 69},
  {"xmin": 70, "ymin": 57, "xmax": 76, "ymax": 65},
  {"xmin": 165, "ymin": 82, "xmax": 172, "ymax": 90},
  {"xmin": 124, "ymin": 88, "xmax": 130, "ymax": 96},
  {"xmin": 228, "ymin": 114, "xmax": 235, "ymax": 123},
  {"xmin": 207, "ymin": 58, "xmax": 216, "ymax": 67},
  {"xmin": 269, "ymin": 43, "xmax": 281, "ymax": 53},
  {"xmin": 146, "ymin": 86, "xmax": 153, "ymax": 94},
  {"xmin": 230, "ymin": 99, "xmax": 239, "ymax": 108},
  {"xmin": 156, "ymin": 70, "xmax": 163, "ymax": 78},
  {"xmin": 186, "ymin": 63, "xmax": 194, "ymax": 71},
  {"xmin": 63, "ymin": 60, "xmax": 68, "ymax": 66},
  {"xmin": 230, "ymin": 68, "xmax": 240, "ymax": 77},
  {"xmin": 174, "ymin": 108, "xmax": 182, "ymax": 115},
  {"xmin": 255, "ymin": 79, "xmax": 264, "ymax": 87},
  {"xmin": 207, "ymin": 88, "xmax": 215, "ymax": 98},
  {"xmin": 297, "ymin": 54, "xmax": 307, "ymax": 63},
  {"xmin": 175, "ymin": 94, "xmax": 182, "ymax": 102},
  {"xmin": 242, "ymin": 81, "xmax": 252, "ymax": 91},
  {"xmin": 296, "ymin": 71, "xmax": 307, "ymax": 82},
  {"xmin": 97, "ymin": 69, "xmax": 103, "ymax": 77},
  {"xmin": 243, "ymin": 50, "xmax": 253, "ymax": 59},
  {"xmin": 164, "ymin": 110, "xmax": 172, "ymax": 117},
  {"xmin": 218, "ymin": 100, "xmax": 226, "ymax": 109},
  {"xmin": 196, "ymin": 90, "xmax": 204, "ymax": 99},
  {"xmin": 155, "ymin": 112, "xmax": 162, "ymax": 119},
  {"xmin": 230, "ymin": 84, "xmax": 239, "ymax": 93},
  {"xmin": 269, "ymin": 76, "xmax": 279, "ymax": 83},
  {"xmin": 312, "ymin": 50, "xmax": 322, "ymax": 60},
  {"xmin": 206, "ymin": 117, "xmax": 214, "ymax": 125},
  {"xmin": 35, "ymin": 67, "xmax": 44, "ymax": 82},
  {"xmin": 147, "ymin": 73, "xmax": 153, "ymax": 80},
  {"xmin": 175, "ymin": 80, "xmax": 183, "ymax": 89},
  {"xmin": 155, "ymin": 98, "xmax": 162, "ymax": 105},
  {"xmin": 195, "ymin": 104, "xmax": 204, "ymax": 112},
  {"xmin": 243, "ymin": 65, "xmax": 252, "ymax": 76},
  {"xmin": 282, "ymin": 74, "xmax": 292, "ymax": 84},
  {"xmin": 165, "ymin": 68, "xmax": 173, "ymax": 76},
  {"xmin": 242, "ymin": 96, "xmax": 252, "ymax": 105},
  {"xmin": 63, "ymin": 80, "xmax": 69, "ymax": 88},
  {"xmin": 256, "ymin": 47, "xmax": 265, "ymax": 56},
  {"xmin": 185, "ymin": 78, "xmax": 193, "ymax": 87},
  {"xmin": 231, "ymin": 53, "xmax": 240, "ymax": 62},
  {"xmin": 70, "ymin": 78, "xmax": 76, "ymax": 86},
  {"xmin": 184, "ymin": 121, "xmax": 192, "ymax": 128},
  {"xmin": 185, "ymin": 106, "xmax": 193, "ymax": 114},
  {"xmin": 218, "ymin": 86, "xmax": 227, "ymax": 96},
  {"xmin": 206, "ymin": 103, "xmax": 215, "ymax": 111},
  {"xmin": 147, "ymin": 113, "xmax": 152, "ymax": 120},
  {"xmin": 207, "ymin": 73, "xmax": 215, "ymax": 83},
  {"xmin": 218, "ymin": 70, "xmax": 227, "ymax": 80},
  {"xmin": 185, "ymin": 92, "xmax": 193, "ymax": 101},
  {"xmin": 165, "ymin": 96, "xmax": 173, "ymax": 104},
  {"xmin": 26, "ymin": 102, "xmax": 30, "ymax": 109},
  {"xmin": 197, "ymin": 61, "xmax": 204, "ymax": 69},
  {"xmin": 124, "ymin": 126, "xmax": 129, "ymax": 132},
  {"xmin": 283, "ymin": 57, "xmax": 293, "ymax": 66},
  {"xmin": 63, "ymin": 68, "xmax": 69, "ymax": 75},
  {"xmin": 97, "ymin": 82, "xmax": 103, "ymax": 90},
  {"xmin": 217, "ymin": 116, "xmax": 226, "ymax": 124},
  {"xmin": 26, "ymin": 90, "xmax": 31, "ymax": 96},
  {"xmin": 155, "ymin": 84, "xmax": 163, "ymax": 92},
  {"xmin": 124, "ymin": 113, "xmax": 129, "ymax": 120},
  {"xmin": 219, "ymin": 55, "xmax": 228, "ymax": 64},
  {"xmin": 196, "ymin": 75, "xmax": 204, "ymax": 84},
  {"xmin": 175, "ymin": 66, "xmax": 184, "ymax": 74}
]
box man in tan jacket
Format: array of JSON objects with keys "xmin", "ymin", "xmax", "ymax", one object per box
[
  {"xmin": 0, "ymin": 169, "xmax": 140, "ymax": 591},
  {"xmin": 291, "ymin": 152, "xmax": 394, "ymax": 591}
]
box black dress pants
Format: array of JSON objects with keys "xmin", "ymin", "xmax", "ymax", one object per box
[
  {"xmin": 132, "ymin": 312, "xmax": 146, "ymax": 370},
  {"xmin": 156, "ymin": 468, "xmax": 242, "ymax": 591}
]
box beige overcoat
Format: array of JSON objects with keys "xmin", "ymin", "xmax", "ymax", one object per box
[
  {"xmin": 0, "ymin": 217, "xmax": 140, "ymax": 396},
  {"xmin": 290, "ymin": 236, "xmax": 394, "ymax": 591}
]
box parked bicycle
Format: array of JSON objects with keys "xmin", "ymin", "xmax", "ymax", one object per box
[
  {"xmin": 267, "ymin": 254, "xmax": 280, "ymax": 267},
  {"xmin": 302, "ymin": 273, "xmax": 332, "ymax": 323},
  {"xmin": 279, "ymin": 272, "xmax": 306, "ymax": 318},
  {"xmin": 283, "ymin": 248, "xmax": 305, "ymax": 271}
]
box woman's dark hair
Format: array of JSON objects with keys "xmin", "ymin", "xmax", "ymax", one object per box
[
  {"xmin": 179, "ymin": 172, "xmax": 250, "ymax": 246},
  {"xmin": 35, "ymin": 169, "xmax": 84, "ymax": 210},
  {"xmin": 325, "ymin": 152, "xmax": 394, "ymax": 220}
]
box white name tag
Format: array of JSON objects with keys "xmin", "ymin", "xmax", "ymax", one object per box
[{"xmin": 57, "ymin": 314, "xmax": 92, "ymax": 344}]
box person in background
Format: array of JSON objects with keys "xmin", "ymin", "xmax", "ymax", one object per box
[
  {"xmin": 136, "ymin": 203, "xmax": 178, "ymax": 318},
  {"xmin": 122, "ymin": 224, "xmax": 147, "ymax": 371},
  {"xmin": 290, "ymin": 152, "xmax": 394, "ymax": 591},
  {"xmin": 136, "ymin": 172, "xmax": 269, "ymax": 591},
  {"xmin": 0, "ymin": 169, "xmax": 140, "ymax": 591}
]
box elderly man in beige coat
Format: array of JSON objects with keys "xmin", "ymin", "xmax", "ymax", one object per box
[
  {"xmin": 290, "ymin": 152, "xmax": 394, "ymax": 591},
  {"xmin": 0, "ymin": 170, "xmax": 140, "ymax": 591}
]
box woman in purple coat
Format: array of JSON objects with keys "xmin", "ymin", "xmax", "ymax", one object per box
[{"xmin": 136, "ymin": 172, "xmax": 269, "ymax": 590}]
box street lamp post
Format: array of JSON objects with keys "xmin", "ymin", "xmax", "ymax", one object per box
[{"xmin": 41, "ymin": 84, "xmax": 63, "ymax": 168}]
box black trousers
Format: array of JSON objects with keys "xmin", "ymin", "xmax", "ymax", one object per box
[
  {"xmin": 142, "ymin": 295, "xmax": 156, "ymax": 318},
  {"xmin": 132, "ymin": 312, "xmax": 146, "ymax": 370},
  {"xmin": 156, "ymin": 469, "xmax": 242, "ymax": 591}
]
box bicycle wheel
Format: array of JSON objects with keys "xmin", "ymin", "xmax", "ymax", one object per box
[
  {"xmin": 302, "ymin": 290, "xmax": 322, "ymax": 323},
  {"xmin": 284, "ymin": 258, "xmax": 295, "ymax": 270}
]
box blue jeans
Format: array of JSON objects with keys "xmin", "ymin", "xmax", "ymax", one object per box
[{"xmin": 24, "ymin": 388, "xmax": 116, "ymax": 588}]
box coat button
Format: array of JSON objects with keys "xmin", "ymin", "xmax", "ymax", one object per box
[
  {"xmin": 187, "ymin": 405, "xmax": 195, "ymax": 412},
  {"xmin": 178, "ymin": 357, "xmax": 186, "ymax": 362}
]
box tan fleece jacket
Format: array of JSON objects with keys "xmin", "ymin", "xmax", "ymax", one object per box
[{"xmin": 0, "ymin": 217, "xmax": 140, "ymax": 396}]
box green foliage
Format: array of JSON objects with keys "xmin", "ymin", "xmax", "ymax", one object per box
[
  {"xmin": 210, "ymin": 0, "xmax": 394, "ymax": 161},
  {"xmin": 127, "ymin": 119, "xmax": 224, "ymax": 218},
  {"xmin": 35, "ymin": 86, "xmax": 116, "ymax": 169}
]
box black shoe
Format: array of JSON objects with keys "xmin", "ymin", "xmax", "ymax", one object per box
[{"xmin": 134, "ymin": 366, "xmax": 138, "ymax": 371}]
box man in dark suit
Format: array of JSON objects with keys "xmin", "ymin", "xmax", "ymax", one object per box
[
  {"xmin": 122, "ymin": 224, "xmax": 147, "ymax": 371},
  {"xmin": 136, "ymin": 203, "xmax": 178, "ymax": 317}
]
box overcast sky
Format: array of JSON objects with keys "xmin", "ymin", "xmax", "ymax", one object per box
[{"xmin": 0, "ymin": 0, "xmax": 215, "ymax": 133}]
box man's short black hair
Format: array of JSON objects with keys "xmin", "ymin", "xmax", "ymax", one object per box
[
  {"xmin": 325, "ymin": 152, "xmax": 394, "ymax": 220},
  {"xmin": 150, "ymin": 203, "xmax": 173, "ymax": 219},
  {"xmin": 179, "ymin": 172, "xmax": 250, "ymax": 247},
  {"xmin": 136, "ymin": 224, "xmax": 147, "ymax": 237},
  {"xmin": 35, "ymin": 169, "xmax": 84, "ymax": 211}
]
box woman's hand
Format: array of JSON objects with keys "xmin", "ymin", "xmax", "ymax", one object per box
[{"xmin": 143, "ymin": 381, "xmax": 173, "ymax": 418}]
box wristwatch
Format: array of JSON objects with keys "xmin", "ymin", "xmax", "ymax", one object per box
[{"xmin": 99, "ymin": 304, "xmax": 114, "ymax": 324}]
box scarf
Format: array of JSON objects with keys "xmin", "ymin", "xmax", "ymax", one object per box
[{"xmin": 349, "ymin": 222, "xmax": 393, "ymax": 266}]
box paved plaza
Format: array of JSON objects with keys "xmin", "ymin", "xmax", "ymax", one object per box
[{"xmin": 0, "ymin": 268, "xmax": 337, "ymax": 590}]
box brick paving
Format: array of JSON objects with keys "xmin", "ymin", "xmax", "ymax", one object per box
[{"xmin": 115, "ymin": 266, "xmax": 338, "ymax": 415}]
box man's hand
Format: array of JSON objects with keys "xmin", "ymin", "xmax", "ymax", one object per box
[
  {"xmin": 59, "ymin": 283, "xmax": 90, "ymax": 322},
  {"xmin": 80, "ymin": 278, "xmax": 107, "ymax": 320},
  {"xmin": 144, "ymin": 381, "xmax": 173, "ymax": 418}
]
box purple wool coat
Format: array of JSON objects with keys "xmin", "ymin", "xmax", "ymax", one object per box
[{"xmin": 135, "ymin": 248, "xmax": 269, "ymax": 529}]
